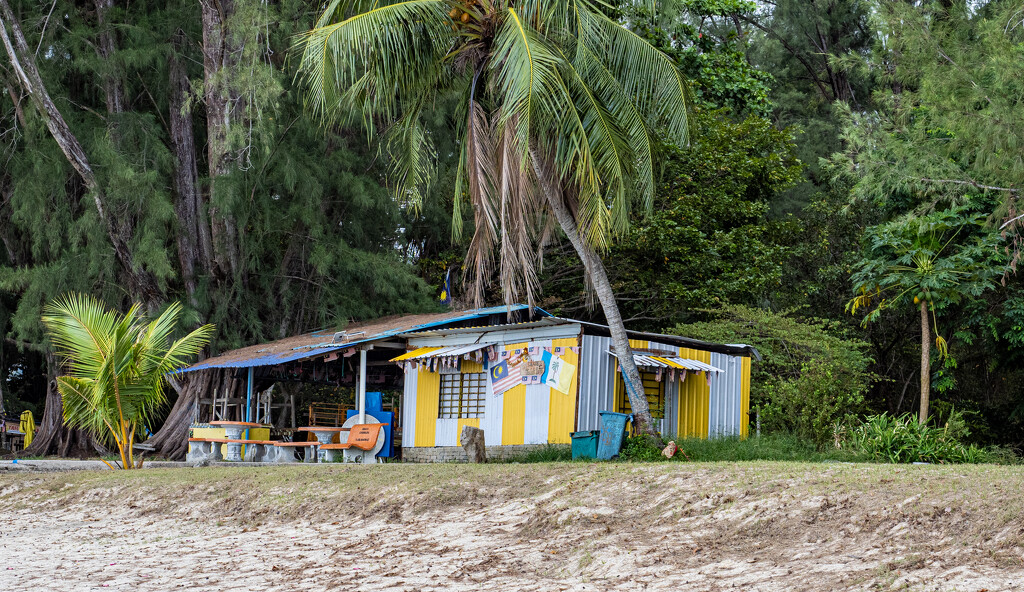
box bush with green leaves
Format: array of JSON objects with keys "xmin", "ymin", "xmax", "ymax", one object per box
[
  {"xmin": 850, "ymin": 413, "xmax": 992, "ymax": 464},
  {"xmin": 673, "ymin": 306, "xmax": 875, "ymax": 448}
]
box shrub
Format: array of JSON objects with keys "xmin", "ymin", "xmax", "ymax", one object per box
[
  {"xmin": 850, "ymin": 413, "xmax": 990, "ymax": 464},
  {"xmin": 673, "ymin": 306, "xmax": 876, "ymax": 448},
  {"xmin": 619, "ymin": 435, "xmax": 665, "ymax": 462}
]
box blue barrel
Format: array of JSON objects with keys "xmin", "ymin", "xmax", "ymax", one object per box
[{"xmin": 596, "ymin": 411, "xmax": 632, "ymax": 460}]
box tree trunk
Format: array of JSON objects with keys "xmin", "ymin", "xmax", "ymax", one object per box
[
  {"xmin": 168, "ymin": 33, "xmax": 210, "ymax": 307},
  {"xmin": 0, "ymin": 0, "xmax": 163, "ymax": 307},
  {"xmin": 94, "ymin": 0, "xmax": 124, "ymax": 115},
  {"xmin": 199, "ymin": 0, "xmax": 242, "ymax": 280},
  {"xmin": 919, "ymin": 300, "xmax": 930, "ymax": 425},
  {"xmin": 530, "ymin": 151, "xmax": 657, "ymax": 437},
  {"xmin": 147, "ymin": 370, "xmax": 209, "ymax": 460},
  {"xmin": 22, "ymin": 353, "xmax": 105, "ymax": 458}
]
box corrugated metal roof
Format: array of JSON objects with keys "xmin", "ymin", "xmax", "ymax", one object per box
[
  {"xmin": 608, "ymin": 350, "xmax": 724, "ymax": 373},
  {"xmin": 390, "ymin": 344, "xmax": 488, "ymax": 362},
  {"xmin": 182, "ymin": 305, "xmax": 545, "ymax": 373}
]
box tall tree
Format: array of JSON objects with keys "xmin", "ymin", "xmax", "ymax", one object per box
[
  {"xmin": 848, "ymin": 206, "xmax": 1005, "ymax": 423},
  {"xmin": 297, "ymin": 0, "xmax": 695, "ymax": 436}
]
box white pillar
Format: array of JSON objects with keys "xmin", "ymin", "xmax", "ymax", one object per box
[{"xmin": 358, "ymin": 348, "xmax": 367, "ymax": 424}]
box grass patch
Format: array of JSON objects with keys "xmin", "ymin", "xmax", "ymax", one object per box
[
  {"xmin": 617, "ymin": 433, "xmax": 871, "ymax": 463},
  {"xmin": 498, "ymin": 444, "xmax": 573, "ymax": 463}
]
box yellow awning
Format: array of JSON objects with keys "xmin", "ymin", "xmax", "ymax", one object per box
[{"xmin": 390, "ymin": 347, "xmax": 442, "ymax": 362}]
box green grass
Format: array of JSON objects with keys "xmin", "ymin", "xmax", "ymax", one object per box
[{"xmin": 667, "ymin": 434, "xmax": 870, "ymax": 463}]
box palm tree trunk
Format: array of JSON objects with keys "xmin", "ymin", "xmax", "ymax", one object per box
[
  {"xmin": 919, "ymin": 300, "xmax": 930, "ymax": 425},
  {"xmin": 530, "ymin": 154, "xmax": 657, "ymax": 437}
]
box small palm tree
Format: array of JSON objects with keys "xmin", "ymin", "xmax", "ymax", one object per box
[
  {"xmin": 297, "ymin": 0, "xmax": 690, "ymax": 435},
  {"xmin": 42, "ymin": 294, "xmax": 214, "ymax": 469}
]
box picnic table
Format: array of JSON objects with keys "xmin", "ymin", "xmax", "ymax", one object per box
[{"xmin": 209, "ymin": 421, "xmax": 270, "ymax": 461}]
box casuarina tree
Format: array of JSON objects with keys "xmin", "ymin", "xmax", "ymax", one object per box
[{"xmin": 297, "ymin": 0, "xmax": 693, "ymax": 436}]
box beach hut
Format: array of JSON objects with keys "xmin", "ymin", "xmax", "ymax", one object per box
[
  {"xmin": 392, "ymin": 316, "xmax": 759, "ymax": 462},
  {"xmin": 177, "ymin": 306, "xmax": 758, "ymax": 462}
]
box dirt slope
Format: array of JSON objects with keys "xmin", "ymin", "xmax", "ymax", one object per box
[{"xmin": 1, "ymin": 462, "xmax": 1023, "ymax": 591}]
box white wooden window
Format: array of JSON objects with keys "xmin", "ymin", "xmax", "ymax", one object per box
[{"xmin": 439, "ymin": 373, "xmax": 486, "ymax": 419}]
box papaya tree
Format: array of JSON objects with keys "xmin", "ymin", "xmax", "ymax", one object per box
[
  {"xmin": 296, "ymin": 0, "xmax": 694, "ymax": 436},
  {"xmin": 847, "ymin": 206, "xmax": 1004, "ymax": 424}
]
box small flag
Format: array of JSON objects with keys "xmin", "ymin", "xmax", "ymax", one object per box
[
  {"xmin": 439, "ymin": 268, "xmax": 452, "ymax": 306},
  {"xmin": 545, "ymin": 356, "xmax": 576, "ymax": 394},
  {"xmin": 489, "ymin": 360, "xmax": 521, "ymax": 396}
]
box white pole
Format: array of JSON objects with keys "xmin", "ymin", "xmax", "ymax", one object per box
[{"xmin": 358, "ymin": 348, "xmax": 367, "ymax": 424}]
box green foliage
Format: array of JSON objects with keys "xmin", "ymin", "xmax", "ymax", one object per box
[
  {"xmin": 848, "ymin": 206, "xmax": 1006, "ymax": 333},
  {"xmin": 674, "ymin": 306, "xmax": 875, "ymax": 448},
  {"xmin": 498, "ymin": 444, "xmax": 573, "ymax": 463},
  {"xmin": 672, "ymin": 434, "xmax": 867, "ymax": 463},
  {"xmin": 41, "ymin": 294, "xmax": 213, "ymax": 468},
  {"xmin": 540, "ymin": 110, "xmax": 802, "ymax": 328},
  {"xmin": 619, "ymin": 434, "xmax": 665, "ymax": 462},
  {"xmin": 296, "ymin": 0, "xmax": 693, "ymax": 305},
  {"xmin": 849, "ymin": 413, "xmax": 1000, "ymax": 465}
]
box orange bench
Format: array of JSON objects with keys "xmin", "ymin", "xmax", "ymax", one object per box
[{"xmin": 320, "ymin": 424, "xmax": 388, "ymax": 462}]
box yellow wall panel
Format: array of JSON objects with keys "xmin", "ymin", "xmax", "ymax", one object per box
[
  {"xmin": 500, "ymin": 341, "xmax": 528, "ymax": 445},
  {"xmin": 414, "ymin": 368, "xmax": 440, "ymax": 447},
  {"xmin": 188, "ymin": 426, "xmax": 269, "ymax": 456},
  {"xmin": 547, "ymin": 337, "xmax": 580, "ymax": 444},
  {"xmin": 461, "ymin": 360, "xmax": 483, "ymax": 373},
  {"xmin": 676, "ymin": 347, "xmax": 710, "ymax": 439},
  {"xmin": 741, "ymin": 356, "xmax": 751, "ymax": 438},
  {"xmin": 456, "ymin": 417, "xmax": 480, "ymax": 440},
  {"xmin": 614, "ymin": 339, "xmax": 650, "ymax": 412}
]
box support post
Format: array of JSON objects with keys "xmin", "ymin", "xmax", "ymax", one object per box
[
  {"xmin": 245, "ymin": 366, "xmax": 254, "ymax": 440},
  {"xmin": 358, "ymin": 349, "xmax": 367, "ymax": 424}
]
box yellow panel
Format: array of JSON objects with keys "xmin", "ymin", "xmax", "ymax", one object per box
[
  {"xmin": 741, "ymin": 356, "xmax": 751, "ymax": 439},
  {"xmin": 614, "ymin": 339, "xmax": 649, "ymax": 412},
  {"xmin": 461, "ymin": 360, "xmax": 483, "ymax": 373},
  {"xmin": 547, "ymin": 337, "xmax": 580, "ymax": 444},
  {"xmin": 188, "ymin": 426, "xmax": 269, "ymax": 456},
  {"xmin": 676, "ymin": 347, "xmax": 710, "ymax": 439},
  {"xmin": 414, "ymin": 368, "xmax": 441, "ymax": 447},
  {"xmin": 390, "ymin": 347, "xmax": 442, "ymax": 362},
  {"xmin": 501, "ymin": 341, "xmax": 528, "ymax": 445},
  {"xmin": 456, "ymin": 418, "xmax": 480, "ymax": 441}
]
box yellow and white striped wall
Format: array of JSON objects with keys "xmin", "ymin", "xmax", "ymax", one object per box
[
  {"xmin": 576, "ymin": 335, "xmax": 751, "ymax": 439},
  {"xmin": 401, "ymin": 325, "xmax": 583, "ymax": 448}
]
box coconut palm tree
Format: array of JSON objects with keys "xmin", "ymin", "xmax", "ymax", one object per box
[
  {"xmin": 42, "ymin": 294, "xmax": 214, "ymax": 469},
  {"xmin": 297, "ymin": 0, "xmax": 690, "ymax": 435}
]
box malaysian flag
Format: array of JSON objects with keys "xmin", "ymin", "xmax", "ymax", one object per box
[{"xmin": 489, "ymin": 360, "xmax": 521, "ymax": 396}]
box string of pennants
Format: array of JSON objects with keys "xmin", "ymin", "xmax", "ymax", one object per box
[{"xmin": 400, "ymin": 344, "xmax": 580, "ymax": 374}]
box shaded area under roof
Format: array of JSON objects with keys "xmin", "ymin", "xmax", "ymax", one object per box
[{"xmin": 182, "ymin": 305, "xmax": 546, "ymax": 373}]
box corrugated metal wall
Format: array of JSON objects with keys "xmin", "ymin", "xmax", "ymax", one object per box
[
  {"xmin": 577, "ymin": 335, "xmax": 617, "ymax": 431},
  {"xmin": 547, "ymin": 337, "xmax": 579, "ymax": 444},
  {"xmin": 402, "ymin": 370, "xmax": 418, "ymax": 447},
  {"xmin": 708, "ymin": 353, "xmax": 744, "ymax": 437},
  {"xmin": 576, "ymin": 337, "xmax": 748, "ymax": 439},
  {"xmin": 406, "ymin": 335, "xmax": 580, "ymax": 448}
]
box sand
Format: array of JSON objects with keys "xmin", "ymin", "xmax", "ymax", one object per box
[{"xmin": 1, "ymin": 462, "xmax": 1023, "ymax": 591}]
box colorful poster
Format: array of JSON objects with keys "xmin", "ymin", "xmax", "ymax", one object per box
[
  {"xmin": 545, "ymin": 356, "xmax": 575, "ymax": 394},
  {"xmin": 489, "ymin": 360, "xmax": 520, "ymax": 396}
]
